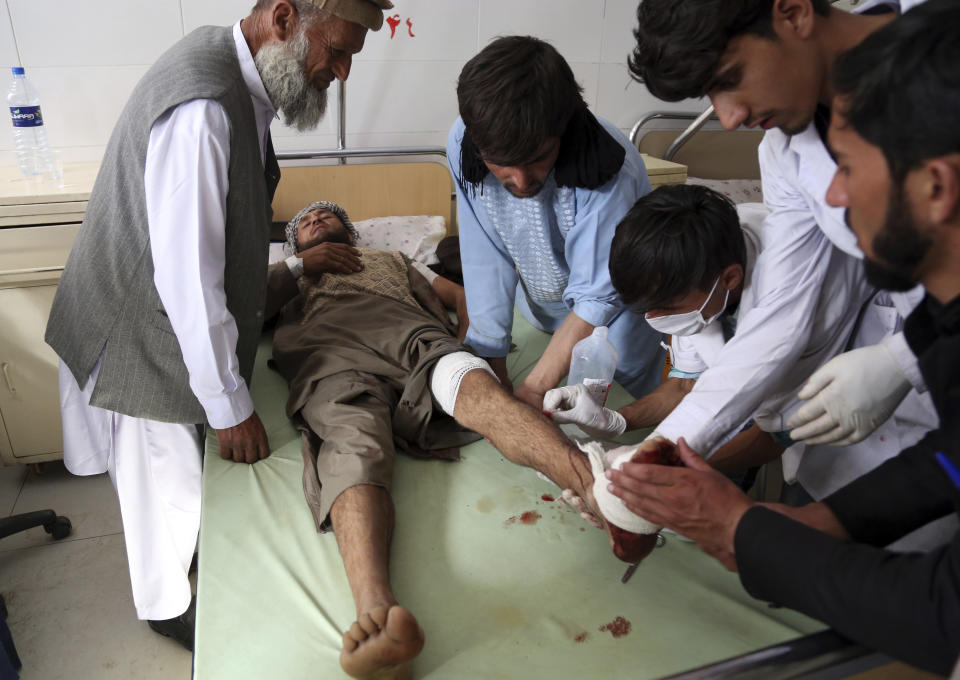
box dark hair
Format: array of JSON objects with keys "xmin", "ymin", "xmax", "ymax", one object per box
[
  {"xmin": 832, "ymin": 0, "xmax": 960, "ymax": 184},
  {"xmin": 610, "ymin": 184, "xmax": 745, "ymax": 311},
  {"xmin": 629, "ymin": 0, "xmax": 830, "ymax": 102},
  {"xmin": 457, "ymin": 36, "xmax": 583, "ymax": 166}
]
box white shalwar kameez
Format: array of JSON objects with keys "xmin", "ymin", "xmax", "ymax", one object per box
[{"xmin": 58, "ymin": 21, "xmax": 276, "ymax": 620}]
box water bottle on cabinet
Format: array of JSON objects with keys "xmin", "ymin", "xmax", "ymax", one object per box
[
  {"xmin": 7, "ymin": 67, "xmax": 52, "ymax": 176},
  {"xmin": 567, "ymin": 326, "xmax": 618, "ymax": 407}
]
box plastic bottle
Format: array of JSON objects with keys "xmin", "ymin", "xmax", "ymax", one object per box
[
  {"xmin": 567, "ymin": 326, "xmax": 619, "ymax": 407},
  {"xmin": 7, "ymin": 66, "xmax": 51, "ymax": 176}
]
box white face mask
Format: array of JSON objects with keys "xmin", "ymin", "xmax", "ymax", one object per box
[{"xmin": 644, "ymin": 276, "xmax": 730, "ymax": 336}]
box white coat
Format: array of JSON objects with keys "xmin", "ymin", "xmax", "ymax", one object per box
[
  {"xmin": 661, "ymin": 203, "xmax": 874, "ymax": 451},
  {"xmin": 660, "ymin": 0, "xmax": 940, "ymax": 498}
]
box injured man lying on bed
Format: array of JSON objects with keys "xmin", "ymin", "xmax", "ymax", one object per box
[{"xmin": 266, "ymin": 201, "xmax": 651, "ymax": 680}]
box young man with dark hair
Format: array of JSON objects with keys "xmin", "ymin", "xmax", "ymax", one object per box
[
  {"xmin": 447, "ymin": 36, "xmax": 664, "ymax": 411},
  {"xmin": 619, "ymin": 0, "xmax": 941, "ymax": 514},
  {"xmin": 549, "ymin": 183, "xmax": 871, "ymax": 481},
  {"xmin": 607, "ymin": 3, "xmax": 960, "ymax": 672}
]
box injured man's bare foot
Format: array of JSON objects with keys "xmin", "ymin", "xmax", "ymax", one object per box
[{"xmin": 340, "ymin": 605, "xmax": 425, "ymax": 680}]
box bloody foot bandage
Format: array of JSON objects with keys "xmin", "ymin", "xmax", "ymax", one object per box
[{"xmin": 580, "ymin": 439, "xmax": 683, "ymax": 563}]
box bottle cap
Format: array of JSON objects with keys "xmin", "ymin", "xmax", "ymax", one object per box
[{"xmin": 11, "ymin": 67, "xmax": 25, "ymax": 75}]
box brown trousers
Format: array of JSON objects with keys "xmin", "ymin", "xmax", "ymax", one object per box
[{"xmin": 299, "ymin": 370, "xmax": 400, "ymax": 533}]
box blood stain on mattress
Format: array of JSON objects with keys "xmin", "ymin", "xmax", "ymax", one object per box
[
  {"xmin": 541, "ymin": 494, "xmax": 555, "ymax": 502},
  {"xmin": 520, "ymin": 511, "xmax": 541, "ymax": 525},
  {"xmin": 504, "ymin": 510, "xmax": 541, "ymax": 526},
  {"xmin": 599, "ymin": 616, "xmax": 632, "ymax": 638},
  {"xmin": 573, "ymin": 632, "xmax": 589, "ymax": 643}
]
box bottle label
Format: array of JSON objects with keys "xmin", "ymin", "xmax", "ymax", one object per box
[
  {"xmin": 581, "ymin": 378, "xmax": 611, "ymax": 407},
  {"xmin": 10, "ymin": 105, "xmax": 43, "ymax": 128}
]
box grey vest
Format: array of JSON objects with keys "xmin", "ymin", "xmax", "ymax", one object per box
[{"xmin": 46, "ymin": 26, "xmax": 279, "ymax": 424}]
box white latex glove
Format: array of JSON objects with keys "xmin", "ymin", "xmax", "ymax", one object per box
[
  {"xmin": 542, "ymin": 384, "xmax": 627, "ymax": 439},
  {"xmin": 787, "ymin": 344, "xmax": 912, "ymax": 446}
]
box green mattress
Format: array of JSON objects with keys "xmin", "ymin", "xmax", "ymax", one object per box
[{"xmin": 195, "ymin": 308, "xmax": 824, "ymax": 679}]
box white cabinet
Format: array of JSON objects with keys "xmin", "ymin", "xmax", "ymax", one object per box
[
  {"xmin": 0, "ymin": 283, "xmax": 64, "ymax": 462},
  {"xmin": 0, "ymin": 164, "xmax": 95, "ymax": 465}
]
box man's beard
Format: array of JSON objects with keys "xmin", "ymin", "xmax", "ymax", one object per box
[
  {"xmin": 859, "ymin": 185, "xmax": 931, "ymax": 292},
  {"xmin": 255, "ymin": 28, "xmax": 328, "ymax": 132},
  {"xmin": 299, "ymin": 229, "xmax": 353, "ymax": 252}
]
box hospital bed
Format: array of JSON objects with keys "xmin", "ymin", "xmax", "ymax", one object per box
[
  {"xmin": 194, "ymin": 108, "xmax": 889, "ymax": 678},
  {"xmin": 632, "ymin": 106, "xmax": 765, "ymax": 204}
]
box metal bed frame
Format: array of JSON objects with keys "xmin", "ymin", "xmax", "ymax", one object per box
[
  {"xmin": 629, "ymin": 105, "xmax": 720, "ymax": 162},
  {"xmin": 276, "ymin": 81, "xmax": 447, "ymax": 167}
]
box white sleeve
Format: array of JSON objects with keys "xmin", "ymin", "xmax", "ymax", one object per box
[
  {"xmin": 411, "ymin": 260, "xmax": 439, "ymax": 284},
  {"xmin": 669, "ymin": 334, "xmax": 708, "ymax": 375},
  {"xmin": 145, "ymin": 99, "xmax": 254, "ymax": 430},
  {"xmin": 285, "ymin": 255, "xmax": 304, "ymax": 278},
  {"xmin": 655, "ymin": 138, "xmax": 832, "ymax": 454},
  {"xmin": 883, "ymin": 331, "xmax": 926, "ymax": 393}
]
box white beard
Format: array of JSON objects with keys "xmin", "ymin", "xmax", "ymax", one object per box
[{"xmin": 254, "ymin": 28, "xmax": 328, "ymax": 132}]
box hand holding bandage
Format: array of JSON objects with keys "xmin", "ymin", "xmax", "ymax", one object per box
[
  {"xmin": 543, "ymin": 384, "xmax": 627, "ymax": 438},
  {"xmin": 606, "ymin": 437, "xmax": 751, "ymax": 571},
  {"xmin": 788, "ymin": 344, "xmax": 912, "ymax": 446}
]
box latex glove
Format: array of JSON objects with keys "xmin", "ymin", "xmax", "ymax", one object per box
[
  {"xmin": 788, "ymin": 344, "xmax": 912, "ymax": 446},
  {"xmin": 542, "ymin": 384, "xmax": 626, "ymax": 439}
]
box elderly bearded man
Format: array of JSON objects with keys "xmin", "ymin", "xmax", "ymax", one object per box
[{"xmin": 46, "ymin": 0, "xmax": 392, "ymax": 650}]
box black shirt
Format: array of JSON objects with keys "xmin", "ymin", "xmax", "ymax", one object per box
[{"xmin": 735, "ymin": 293, "xmax": 960, "ymax": 674}]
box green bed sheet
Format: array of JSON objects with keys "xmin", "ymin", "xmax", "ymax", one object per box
[{"xmin": 195, "ymin": 308, "xmax": 824, "ymax": 679}]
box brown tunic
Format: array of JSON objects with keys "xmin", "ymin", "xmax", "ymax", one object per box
[{"xmin": 265, "ymin": 250, "xmax": 481, "ymax": 530}]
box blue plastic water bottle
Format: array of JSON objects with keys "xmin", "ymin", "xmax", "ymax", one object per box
[{"xmin": 7, "ymin": 66, "xmax": 52, "ymax": 176}]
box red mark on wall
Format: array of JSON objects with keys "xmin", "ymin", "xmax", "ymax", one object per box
[
  {"xmin": 386, "ymin": 14, "xmax": 401, "ymax": 38},
  {"xmin": 385, "ymin": 14, "xmax": 416, "ymax": 39}
]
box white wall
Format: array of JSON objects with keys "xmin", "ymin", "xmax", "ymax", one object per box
[{"xmin": 0, "ymin": 0, "xmax": 707, "ymax": 165}]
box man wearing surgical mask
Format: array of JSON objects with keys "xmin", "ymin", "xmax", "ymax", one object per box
[{"xmin": 546, "ymin": 183, "xmax": 875, "ymax": 480}]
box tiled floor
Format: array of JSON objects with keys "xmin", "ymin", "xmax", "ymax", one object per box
[{"xmin": 0, "ymin": 461, "xmax": 192, "ymax": 679}]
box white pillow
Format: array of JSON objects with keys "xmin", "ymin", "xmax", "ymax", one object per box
[
  {"xmin": 268, "ymin": 242, "xmax": 288, "ymax": 265},
  {"xmin": 353, "ymin": 215, "xmax": 446, "ymax": 265}
]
